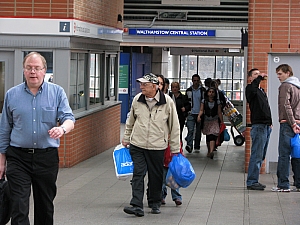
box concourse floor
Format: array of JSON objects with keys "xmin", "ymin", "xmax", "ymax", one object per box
[{"xmin": 27, "ymin": 125, "xmax": 300, "ymax": 225}]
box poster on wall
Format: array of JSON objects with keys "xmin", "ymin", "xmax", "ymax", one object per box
[
  {"xmin": 162, "ymin": 0, "xmax": 220, "ymax": 5},
  {"xmin": 119, "ymin": 65, "xmax": 129, "ymax": 94}
]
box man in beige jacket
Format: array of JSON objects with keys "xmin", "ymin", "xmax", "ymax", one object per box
[{"xmin": 122, "ymin": 73, "xmax": 180, "ymax": 216}]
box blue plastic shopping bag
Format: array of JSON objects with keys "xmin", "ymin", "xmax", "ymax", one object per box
[
  {"xmin": 224, "ymin": 128, "xmax": 230, "ymax": 141},
  {"xmin": 291, "ymin": 134, "xmax": 300, "ymax": 158},
  {"xmin": 169, "ymin": 154, "xmax": 196, "ymax": 188},
  {"xmin": 166, "ymin": 169, "xmax": 180, "ymax": 190},
  {"xmin": 113, "ymin": 144, "xmax": 134, "ymax": 180}
]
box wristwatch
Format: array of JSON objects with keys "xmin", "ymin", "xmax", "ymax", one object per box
[{"xmin": 60, "ymin": 125, "xmax": 67, "ymax": 134}]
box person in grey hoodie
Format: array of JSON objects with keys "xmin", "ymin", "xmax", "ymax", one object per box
[{"xmin": 272, "ymin": 64, "xmax": 300, "ymax": 192}]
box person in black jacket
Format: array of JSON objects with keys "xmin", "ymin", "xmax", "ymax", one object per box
[
  {"xmin": 169, "ymin": 81, "xmax": 191, "ymax": 142},
  {"xmin": 246, "ymin": 68, "xmax": 272, "ymax": 191},
  {"xmin": 197, "ymin": 87, "xmax": 224, "ymax": 159},
  {"xmin": 185, "ymin": 74, "xmax": 206, "ymax": 153}
]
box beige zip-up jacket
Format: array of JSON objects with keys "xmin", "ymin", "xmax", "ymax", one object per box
[{"xmin": 123, "ymin": 90, "xmax": 180, "ymax": 153}]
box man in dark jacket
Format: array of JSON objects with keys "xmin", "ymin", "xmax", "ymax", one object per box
[
  {"xmin": 246, "ymin": 68, "xmax": 272, "ymax": 190},
  {"xmin": 185, "ymin": 74, "xmax": 205, "ymax": 153}
]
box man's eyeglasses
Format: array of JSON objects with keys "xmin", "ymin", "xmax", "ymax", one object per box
[
  {"xmin": 24, "ymin": 66, "xmax": 45, "ymax": 72},
  {"xmin": 139, "ymin": 82, "xmax": 152, "ymax": 87},
  {"xmin": 192, "ymin": 79, "xmax": 200, "ymax": 82}
]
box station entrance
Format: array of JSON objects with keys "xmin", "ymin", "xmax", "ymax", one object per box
[{"xmin": 168, "ymin": 47, "xmax": 245, "ymax": 102}]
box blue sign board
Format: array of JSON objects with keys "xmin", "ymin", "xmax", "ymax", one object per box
[
  {"xmin": 128, "ymin": 28, "xmax": 215, "ymax": 37},
  {"xmin": 59, "ymin": 22, "xmax": 70, "ymax": 32}
]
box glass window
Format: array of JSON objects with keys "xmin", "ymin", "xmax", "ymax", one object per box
[
  {"xmin": 104, "ymin": 55, "xmax": 117, "ymax": 100},
  {"xmin": 175, "ymin": 54, "xmax": 244, "ymax": 100},
  {"xmin": 198, "ymin": 56, "xmax": 215, "ymax": 81},
  {"xmin": 110, "ymin": 57, "xmax": 115, "ymax": 97},
  {"xmin": 0, "ymin": 61, "xmax": 4, "ymax": 113},
  {"xmin": 70, "ymin": 52, "xmax": 87, "ymax": 110},
  {"xmin": 90, "ymin": 54, "xmax": 101, "ymax": 105}
]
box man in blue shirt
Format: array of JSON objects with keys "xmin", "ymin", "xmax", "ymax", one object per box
[
  {"xmin": 185, "ymin": 74, "xmax": 205, "ymax": 153},
  {"xmin": 0, "ymin": 52, "xmax": 75, "ymax": 224}
]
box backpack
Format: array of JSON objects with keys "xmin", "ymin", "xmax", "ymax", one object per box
[{"xmin": 0, "ymin": 178, "xmax": 11, "ymax": 225}]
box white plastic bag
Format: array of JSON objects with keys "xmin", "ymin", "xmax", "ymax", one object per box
[{"xmin": 112, "ymin": 144, "xmax": 133, "ymax": 180}]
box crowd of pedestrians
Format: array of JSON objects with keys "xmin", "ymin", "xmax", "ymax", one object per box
[
  {"xmin": 1, "ymin": 52, "xmax": 299, "ymax": 223},
  {"xmin": 121, "ymin": 63, "xmax": 300, "ymax": 216}
]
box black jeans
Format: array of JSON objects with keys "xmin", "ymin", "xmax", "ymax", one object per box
[
  {"xmin": 129, "ymin": 144, "xmax": 164, "ymax": 208},
  {"xmin": 6, "ymin": 146, "xmax": 59, "ymax": 225},
  {"xmin": 291, "ymin": 158, "xmax": 300, "ymax": 188}
]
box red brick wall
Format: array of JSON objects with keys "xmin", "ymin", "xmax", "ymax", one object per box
[
  {"xmin": 0, "ymin": 0, "xmax": 123, "ymax": 30},
  {"xmin": 73, "ymin": 0, "xmax": 123, "ymax": 29},
  {"xmin": 59, "ymin": 104, "xmax": 121, "ymax": 167},
  {"xmin": 246, "ymin": 0, "xmax": 300, "ymax": 173}
]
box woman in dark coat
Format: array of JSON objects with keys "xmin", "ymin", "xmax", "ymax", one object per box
[{"xmin": 169, "ymin": 81, "xmax": 191, "ymax": 142}]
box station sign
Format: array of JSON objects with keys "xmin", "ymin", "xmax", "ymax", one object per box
[
  {"xmin": 128, "ymin": 28, "xmax": 215, "ymax": 37},
  {"xmin": 170, "ymin": 48, "xmax": 243, "ymax": 56}
]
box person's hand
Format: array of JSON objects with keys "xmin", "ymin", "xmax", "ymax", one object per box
[
  {"xmin": 181, "ymin": 107, "xmax": 185, "ymax": 112},
  {"xmin": 261, "ymin": 73, "xmax": 268, "ymax": 79},
  {"xmin": 292, "ymin": 124, "xmax": 300, "ymax": 134},
  {"xmin": 0, "ymin": 153, "xmax": 6, "ymax": 179},
  {"xmin": 122, "ymin": 139, "xmax": 130, "ymax": 148},
  {"xmin": 48, "ymin": 126, "xmax": 64, "ymax": 139},
  {"xmin": 197, "ymin": 115, "xmax": 201, "ymax": 122}
]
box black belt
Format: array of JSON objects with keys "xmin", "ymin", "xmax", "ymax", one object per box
[{"xmin": 11, "ymin": 146, "xmax": 57, "ymax": 154}]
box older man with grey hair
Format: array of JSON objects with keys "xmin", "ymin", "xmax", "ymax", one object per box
[{"xmin": 122, "ymin": 73, "xmax": 180, "ymax": 216}]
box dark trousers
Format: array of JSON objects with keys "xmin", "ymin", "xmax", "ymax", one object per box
[
  {"xmin": 129, "ymin": 144, "xmax": 164, "ymax": 208},
  {"xmin": 186, "ymin": 114, "xmax": 202, "ymax": 149},
  {"xmin": 291, "ymin": 158, "xmax": 300, "ymax": 188},
  {"xmin": 6, "ymin": 146, "xmax": 59, "ymax": 225}
]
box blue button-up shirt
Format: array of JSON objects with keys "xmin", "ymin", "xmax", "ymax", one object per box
[
  {"xmin": 191, "ymin": 86, "xmax": 202, "ymax": 115},
  {"xmin": 0, "ymin": 82, "xmax": 75, "ymax": 153}
]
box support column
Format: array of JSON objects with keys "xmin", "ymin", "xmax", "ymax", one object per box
[
  {"xmin": 172, "ymin": 55, "xmax": 180, "ymax": 80},
  {"xmin": 151, "ymin": 47, "xmax": 168, "ymax": 77}
]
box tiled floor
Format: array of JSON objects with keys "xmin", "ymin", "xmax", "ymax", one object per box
[{"xmin": 27, "ymin": 125, "xmax": 300, "ymax": 225}]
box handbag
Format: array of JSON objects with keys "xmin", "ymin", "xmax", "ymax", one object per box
[
  {"xmin": 291, "ymin": 134, "xmax": 300, "ymax": 158},
  {"xmin": 168, "ymin": 154, "xmax": 196, "ymax": 188},
  {"xmin": 216, "ymin": 123, "xmax": 227, "ymax": 146},
  {"xmin": 112, "ymin": 144, "xmax": 134, "ymax": 180},
  {"xmin": 0, "ymin": 178, "xmax": 11, "ymax": 225},
  {"xmin": 224, "ymin": 128, "xmax": 230, "ymax": 141}
]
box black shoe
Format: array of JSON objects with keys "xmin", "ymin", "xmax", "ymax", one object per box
[
  {"xmin": 247, "ymin": 183, "xmax": 265, "ymax": 190},
  {"xmin": 185, "ymin": 145, "xmax": 192, "ymax": 153},
  {"xmin": 258, "ymin": 182, "xmax": 266, "ymax": 188},
  {"xmin": 151, "ymin": 207, "xmax": 161, "ymax": 214},
  {"xmin": 124, "ymin": 206, "xmax": 144, "ymax": 217}
]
